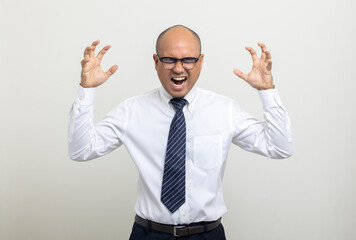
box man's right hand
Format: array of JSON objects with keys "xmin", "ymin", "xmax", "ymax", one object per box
[{"xmin": 80, "ymin": 40, "xmax": 118, "ymax": 88}]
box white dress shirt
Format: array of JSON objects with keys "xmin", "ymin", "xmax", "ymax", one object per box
[{"xmin": 68, "ymin": 84, "xmax": 293, "ymax": 225}]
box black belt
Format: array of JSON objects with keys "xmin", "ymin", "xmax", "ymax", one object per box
[{"xmin": 134, "ymin": 214, "xmax": 221, "ymax": 238}]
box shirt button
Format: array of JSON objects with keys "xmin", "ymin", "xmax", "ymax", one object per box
[
  {"xmin": 79, "ymin": 96, "xmax": 83, "ymax": 100},
  {"xmin": 183, "ymin": 213, "xmax": 186, "ymax": 216}
]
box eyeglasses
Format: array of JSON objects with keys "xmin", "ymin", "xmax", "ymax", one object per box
[{"xmin": 157, "ymin": 54, "xmax": 201, "ymax": 70}]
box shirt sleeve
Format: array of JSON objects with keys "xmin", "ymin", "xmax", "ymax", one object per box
[
  {"xmin": 68, "ymin": 85, "xmax": 128, "ymax": 161},
  {"xmin": 231, "ymin": 88, "xmax": 293, "ymax": 159}
]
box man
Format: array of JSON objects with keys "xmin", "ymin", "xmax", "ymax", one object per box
[{"xmin": 68, "ymin": 25, "xmax": 293, "ymax": 239}]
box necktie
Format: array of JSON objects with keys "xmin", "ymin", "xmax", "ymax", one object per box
[{"xmin": 161, "ymin": 98, "xmax": 187, "ymax": 213}]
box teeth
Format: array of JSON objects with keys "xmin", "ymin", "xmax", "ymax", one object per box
[{"xmin": 172, "ymin": 77, "xmax": 186, "ymax": 81}]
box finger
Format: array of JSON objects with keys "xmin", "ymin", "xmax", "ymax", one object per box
[
  {"xmin": 266, "ymin": 59, "xmax": 272, "ymax": 71},
  {"xmin": 84, "ymin": 46, "xmax": 91, "ymax": 59},
  {"xmin": 258, "ymin": 42, "xmax": 268, "ymax": 52},
  {"xmin": 265, "ymin": 50, "xmax": 272, "ymax": 60},
  {"xmin": 233, "ymin": 69, "xmax": 247, "ymax": 81},
  {"xmin": 245, "ymin": 46, "xmax": 258, "ymax": 62},
  {"xmin": 81, "ymin": 58, "xmax": 90, "ymax": 67},
  {"xmin": 97, "ymin": 45, "xmax": 111, "ymax": 61},
  {"xmin": 106, "ymin": 65, "xmax": 118, "ymax": 77},
  {"xmin": 258, "ymin": 42, "xmax": 273, "ymax": 62},
  {"xmin": 258, "ymin": 42, "xmax": 268, "ymax": 60},
  {"xmin": 89, "ymin": 40, "xmax": 100, "ymax": 58}
]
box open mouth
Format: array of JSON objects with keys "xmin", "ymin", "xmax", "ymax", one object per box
[{"xmin": 171, "ymin": 77, "xmax": 187, "ymax": 86}]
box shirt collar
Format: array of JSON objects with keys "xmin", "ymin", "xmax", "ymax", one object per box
[{"xmin": 159, "ymin": 85, "xmax": 198, "ymax": 113}]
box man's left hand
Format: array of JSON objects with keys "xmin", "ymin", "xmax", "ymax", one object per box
[{"xmin": 233, "ymin": 42, "xmax": 274, "ymax": 90}]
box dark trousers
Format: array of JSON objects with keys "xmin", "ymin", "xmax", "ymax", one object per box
[{"xmin": 129, "ymin": 222, "xmax": 227, "ymax": 240}]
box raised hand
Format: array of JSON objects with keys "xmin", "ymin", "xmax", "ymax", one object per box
[
  {"xmin": 80, "ymin": 40, "xmax": 118, "ymax": 88},
  {"xmin": 233, "ymin": 42, "xmax": 274, "ymax": 90}
]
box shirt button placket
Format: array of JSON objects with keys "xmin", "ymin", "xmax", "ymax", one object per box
[{"xmin": 179, "ymin": 204, "xmax": 189, "ymax": 223}]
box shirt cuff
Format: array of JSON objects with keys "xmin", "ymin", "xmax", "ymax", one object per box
[
  {"xmin": 74, "ymin": 84, "xmax": 96, "ymax": 105},
  {"xmin": 258, "ymin": 87, "xmax": 284, "ymax": 109}
]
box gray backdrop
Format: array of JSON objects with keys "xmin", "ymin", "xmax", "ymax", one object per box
[{"xmin": 1, "ymin": 0, "xmax": 355, "ymax": 239}]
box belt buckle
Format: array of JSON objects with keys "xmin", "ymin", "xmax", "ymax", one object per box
[{"xmin": 173, "ymin": 225, "xmax": 185, "ymax": 237}]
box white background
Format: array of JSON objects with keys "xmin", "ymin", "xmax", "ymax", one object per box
[{"xmin": 1, "ymin": 0, "xmax": 356, "ymax": 239}]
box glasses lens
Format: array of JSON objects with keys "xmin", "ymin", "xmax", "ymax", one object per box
[
  {"xmin": 182, "ymin": 58, "xmax": 197, "ymax": 70},
  {"xmin": 161, "ymin": 58, "xmax": 176, "ymax": 70}
]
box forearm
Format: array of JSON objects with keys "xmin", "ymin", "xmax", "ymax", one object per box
[
  {"xmin": 68, "ymin": 104, "xmax": 95, "ymax": 161},
  {"xmin": 68, "ymin": 86, "xmax": 122, "ymax": 161},
  {"xmin": 232, "ymin": 88, "xmax": 293, "ymax": 159},
  {"xmin": 259, "ymin": 88, "xmax": 293, "ymax": 158},
  {"xmin": 68, "ymin": 86, "xmax": 97, "ymax": 161}
]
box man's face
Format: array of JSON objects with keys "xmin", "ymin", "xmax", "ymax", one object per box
[{"xmin": 154, "ymin": 27, "xmax": 204, "ymax": 98}]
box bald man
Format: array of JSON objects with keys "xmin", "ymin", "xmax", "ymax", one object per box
[{"xmin": 69, "ymin": 25, "xmax": 293, "ymax": 239}]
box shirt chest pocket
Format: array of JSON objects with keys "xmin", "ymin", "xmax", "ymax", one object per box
[{"xmin": 193, "ymin": 135, "xmax": 223, "ymax": 169}]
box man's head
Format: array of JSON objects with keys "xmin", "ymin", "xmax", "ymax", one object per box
[{"xmin": 154, "ymin": 25, "xmax": 204, "ymax": 98}]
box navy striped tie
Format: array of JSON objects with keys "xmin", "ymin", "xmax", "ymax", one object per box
[{"xmin": 161, "ymin": 98, "xmax": 187, "ymax": 213}]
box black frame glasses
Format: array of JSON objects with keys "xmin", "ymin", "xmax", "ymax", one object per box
[{"xmin": 156, "ymin": 54, "xmax": 201, "ymax": 70}]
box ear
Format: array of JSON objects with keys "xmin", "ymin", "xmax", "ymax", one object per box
[
  {"xmin": 199, "ymin": 54, "xmax": 204, "ymax": 68},
  {"xmin": 153, "ymin": 54, "xmax": 159, "ymax": 70}
]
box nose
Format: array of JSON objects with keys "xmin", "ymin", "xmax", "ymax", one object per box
[{"xmin": 173, "ymin": 60, "xmax": 185, "ymax": 73}]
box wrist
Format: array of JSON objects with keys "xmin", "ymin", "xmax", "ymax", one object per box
[
  {"xmin": 257, "ymin": 84, "xmax": 274, "ymax": 90},
  {"xmin": 80, "ymin": 82, "xmax": 95, "ymax": 88}
]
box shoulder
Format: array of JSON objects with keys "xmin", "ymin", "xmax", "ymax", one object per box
[
  {"xmin": 121, "ymin": 88, "xmax": 160, "ymax": 106},
  {"xmin": 109, "ymin": 88, "xmax": 161, "ymax": 116},
  {"xmin": 196, "ymin": 87, "xmax": 235, "ymax": 105}
]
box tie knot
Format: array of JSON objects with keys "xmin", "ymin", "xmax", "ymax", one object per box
[{"xmin": 170, "ymin": 98, "xmax": 187, "ymax": 112}]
